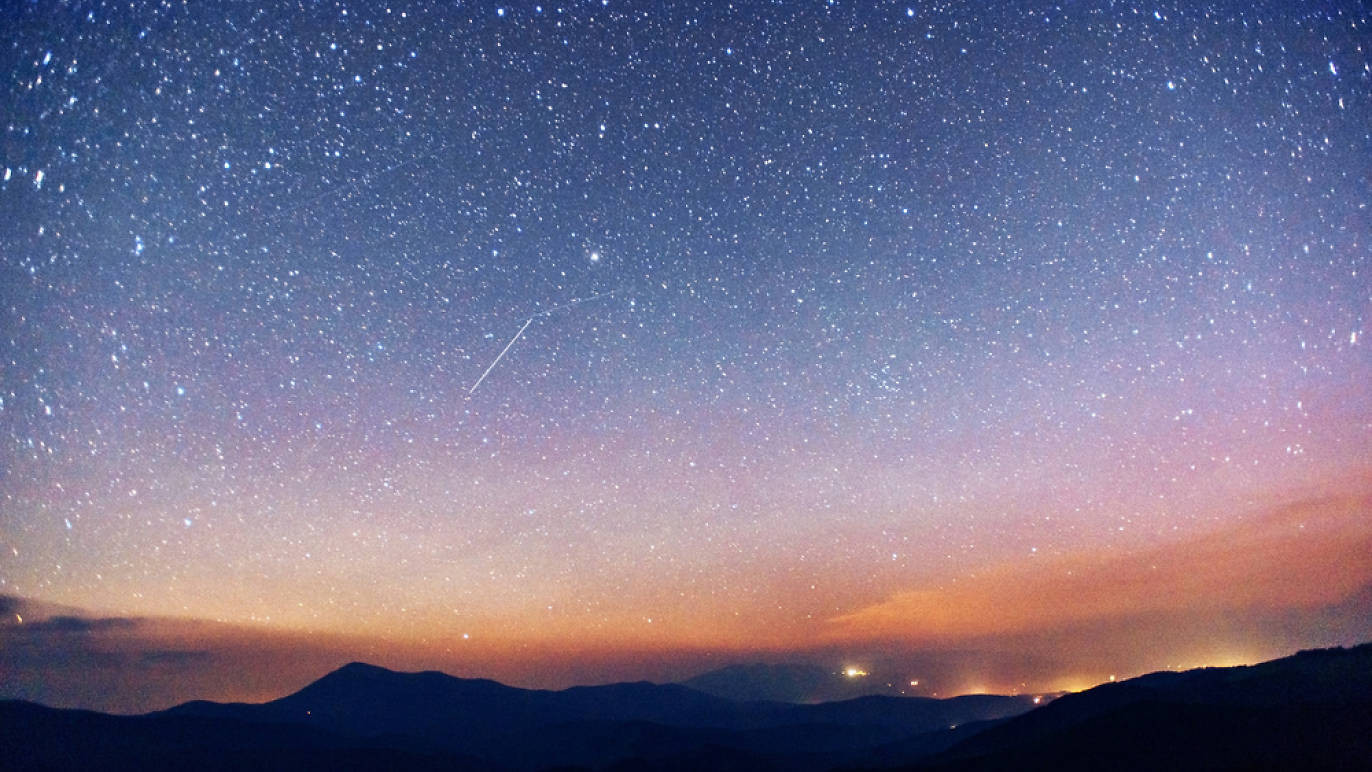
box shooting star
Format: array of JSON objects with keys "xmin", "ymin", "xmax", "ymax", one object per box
[
  {"xmin": 467, "ymin": 291, "xmax": 620, "ymax": 396},
  {"xmin": 529, "ymin": 290, "xmax": 619, "ymax": 319}
]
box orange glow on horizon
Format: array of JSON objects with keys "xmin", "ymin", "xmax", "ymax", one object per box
[{"xmin": 822, "ymin": 488, "xmax": 1372, "ymax": 645}]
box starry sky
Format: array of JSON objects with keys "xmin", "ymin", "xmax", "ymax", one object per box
[{"xmin": 2, "ymin": 0, "xmax": 1371, "ymax": 710}]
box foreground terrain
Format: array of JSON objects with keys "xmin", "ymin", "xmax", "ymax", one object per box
[{"xmin": 3, "ymin": 643, "xmax": 1369, "ymax": 770}]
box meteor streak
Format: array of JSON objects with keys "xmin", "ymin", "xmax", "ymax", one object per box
[
  {"xmin": 467, "ymin": 291, "xmax": 620, "ymax": 395},
  {"xmin": 468, "ymin": 317, "xmax": 532, "ymax": 395}
]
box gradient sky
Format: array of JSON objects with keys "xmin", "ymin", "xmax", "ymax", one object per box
[{"xmin": 2, "ymin": 0, "xmax": 1370, "ymax": 711}]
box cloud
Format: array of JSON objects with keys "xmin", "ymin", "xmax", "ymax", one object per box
[
  {"xmin": 26, "ymin": 615, "xmax": 140, "ymax": 634},
  {"xmin": 825, "ymin": 490, "xmax": 1372, "ymax": 644},
  {"xmin": 0, "ymin": 594, "xmax": 100, "ymax": 626},
  {"xmin": 0, "ymin": 610, "xmax": 353, "ymax": 713}
]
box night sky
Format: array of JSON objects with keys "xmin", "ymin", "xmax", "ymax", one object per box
[{"xmin": 3, "ymin": 0, "xmax": 1370, "ymax": 711}]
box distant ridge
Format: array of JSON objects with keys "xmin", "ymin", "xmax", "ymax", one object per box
[
  {"xmin": 681, "ymin": 662, "xmax": 897, "ymax": 703},
  {"xmin": 910, "ymin": 642, "xmax": 1372, "ymax": 771},
  {"xmin": 163, "ymin": 660, "xmax": 1033, "ymax": 751},
  {"xmin": 3, "ymin": 644, "xmax": 1369, "ymax": 770},
  {"xmin": 2, "ymin": 661, "xmax": 1034, "ymax": 770}
]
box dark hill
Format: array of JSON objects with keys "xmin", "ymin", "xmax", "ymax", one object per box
[
  {"xmin": 10, "ymin": 645, "xmax": 1367, "ymax": 771},
  {"xmin": 151, "ymin": 661, "xmax": 1035, "ymax": 768},
  {"xmin": 13, "ymin": 660, "xmax": 1028, "ymax": 770},
  {"xmin": 0, "ymin": 699, "xmax": 490, "ymax": 771},
  {"xmin": 681, "ymin": 662, "xmax": 865, "ymax": 703},
  {"xmin": 908, "ymin": 643, "xmax": 1372, "ymax": 771}
]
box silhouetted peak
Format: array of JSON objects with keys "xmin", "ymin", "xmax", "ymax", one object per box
[
  {"xmin": 335, "ymin": 661, "xmax": 392, "ymax": 676},
  {"xmin": 313, "ymin": 661, "xmax": 485, "ymax": 688},
  {"xmin": 303, "ymin": 661, "xmax": 399, "ymax": 690},
  {"xmin": 276, "ymin": 661, "xmax": 517, "ymax": 716},
  {"xmin": 682, "ymin": 661, "xmax": 895, "ymax": 703}
]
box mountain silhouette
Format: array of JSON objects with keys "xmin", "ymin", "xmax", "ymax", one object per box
[
  {"xmin": 158, "ymin": 661, "xmax": 1036, "ymax": 768},
  {"xmin": 907, "ymin": 642, "xmax": 1372, "ymax": 771},
  {"xmin": 2, "ymin": 660, "xmax": 1033, "ymax": 770},
  {"xmin": 4, "ymin": 644, "xmax": 1368, "ymax": 770},
  {"xmin": 681, "ymin": 662, "xmax": 861, "ymax": 703},
  {"xmin": 0, "ymin": 698, "xmax": 487, "ymax": 771}
]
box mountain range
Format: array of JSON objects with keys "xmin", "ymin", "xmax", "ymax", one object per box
[
  {"xmin": 680, "ymin": 662, "xmax": 913, "ymax": 703},
  {"xmin": 2, "ymin": 643, "xmax": 1369, "ymax": 770}
]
